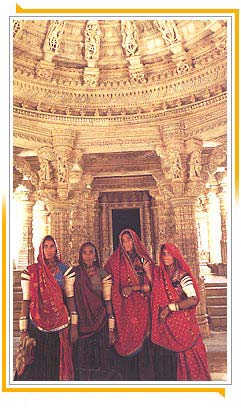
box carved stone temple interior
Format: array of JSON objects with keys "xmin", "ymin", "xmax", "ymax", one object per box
[{"xmin": 13, "ymin": 19, "xmax": 228, "ymax": 342}]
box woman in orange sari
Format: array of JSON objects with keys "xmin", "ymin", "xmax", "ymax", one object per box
[
  {"xmin": 151, "ymin": 243, "xmax": 211, "ymax": 381},
  {"xmin": 104, "ymin": 228, "xmax": 154, "ymax": 381},
  {"xmin": 14, "ymin": 235, "xmax": 74, "ymax": 381}
]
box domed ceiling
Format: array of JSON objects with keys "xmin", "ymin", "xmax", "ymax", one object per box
[{"xmin": 13, "ymin": 19, "xmax": 227, "ymax": 116}]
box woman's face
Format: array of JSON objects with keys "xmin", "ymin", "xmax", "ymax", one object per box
[
  {"xmin": 121, "ymin": 232, "xmax": 134, "ymax": 254},
  {"xmin": 160, "ymin": 248, "xmax": 174, "ymax": 267},
  {"xmin": 43, "ymin": 239, "xmax": 57, "ymax": 261},
  {"xmin": 81, "ymin": 244, "xmax": 96, "ymax": 266}
]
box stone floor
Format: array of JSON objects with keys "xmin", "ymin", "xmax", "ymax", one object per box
[
  {"xmin": 204, "ymin": 330, "xmax": 227, "ymax": 381},
  {"xmin": 13, "ymin": 330, "xmax": 227, "ymax": 382}
]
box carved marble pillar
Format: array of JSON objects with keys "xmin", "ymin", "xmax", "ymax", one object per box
[
  {"xmin": 195, "ymin": 197, "xmax": 210, "ymax": 268},
  {"xmin": 88, "ymin": 191, "xmax": 100, "ymax": 250},
  {"xmin": 14, "ymin": 186, "xmax": 35, "ymax": 269},
  {"xmin": 69, "ymin": 199, "xmax": 87, "ymax": 265},
  {"xmin": 171, "ymin": 195, "xmax": 210, "ymax": 337},
  {"xmin": 52, "ymin": 130, "xmax": 74, "ymax": 201},
  {"xmin": 217, "ymin": 183, "xmax": 227, "ymax": 265},
  {"xmin": 142, "ymin": 192, "xmax": 153, "ymax": 259},
  {"xmin": 33, "ymin": 201, "xmax": 50, "ymax": 260},
  {"xmin": 171, "ymin": 196, "xmax": 200, "ymax": 273},
  {"xmin": 100, "ymin": 195, "xmax": 111, "ymax": 265},
  {"xmin": 84, "ymin": 190, "xmax": 99, "ymax": 244},
  {"xmin": 150, "ymin": 196, "xmax": 160, "ymax": 263},
  {"xmin": 48, "ymin": 203, "xmax": 71, "ymax": 264},
  {"xmin": 206, "ymin": 189, "xmax": 222, "ymax": 264}
]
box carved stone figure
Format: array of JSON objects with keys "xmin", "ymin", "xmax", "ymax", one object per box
[
  {"xmin": 189, "ymin": 149, "xmax": 202, "ymax": 180},
  {"xmin": 13, "ymin": 20, "xmax": 24, "ymax": 37},
  {"xmin": 121, "ymin": 20, "xmax": 139, "ymax": 56},
  {"xmin": 84, "ymin": 20, "xmax": 101, "ymax": 64},
  {"xmin": 169, "ymin": 151, "xmax": 183, "ymax": 180},
  {"xmin": 154, "ymin": 20, "xmax": 180, "ymax": 45},
  {"xmin": 44, "ymin": 20, "xmax": 65, "ymax": 53},
  {"xmin": 58, "ymin": 158, "xmax": 68, "ymax": 184},
  {"xmin": 39, "ymin": 158, "xmax": 51, "ymax": 183}
]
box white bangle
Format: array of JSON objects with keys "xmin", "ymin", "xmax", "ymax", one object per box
[
  {"xmin": 168, "ymin": 303, "xmax": 179, "ymax": 312},
  {"xmin": 108, "ymin": 317, "xmax": 115, "ymax": 331},
  {"xmin": 19, "ymin": 317, "xmax": 28, "ymax": 331},
  {"xmin": 70, "ymin": 313, "xmax": 78, "ymax": 325}
]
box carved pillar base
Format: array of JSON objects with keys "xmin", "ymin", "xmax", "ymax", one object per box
[{"xmin": 196, "ymin": 277, "xmax": 210, "ymax": 338}]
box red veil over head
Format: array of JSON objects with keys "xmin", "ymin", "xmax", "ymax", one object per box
[
  {"xmin": 74, "ymin": 242, "xmax": 107, "ymax": 338},
  {"xmin": 104, "ymin": 229, "xmax": 154, "ymax": 356},
  {"xmin": 151, "ymin": 242, "xmax": 201, "ymax": 352},
  {"xmin": 29, "ymin": 235, "xmax": 69, "ymax": 332},
  {"xmin": 28, "ymin": 235, "xmax": 73, "ymax": 381}
]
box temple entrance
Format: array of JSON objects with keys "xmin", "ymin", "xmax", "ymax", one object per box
[
  {"xmin": 112, "ymin": 208, "xmax": 141, "ymax": 250},
  {"xmin": 99, "ymin": 190, "xmax": 154, "ymax": 264}
]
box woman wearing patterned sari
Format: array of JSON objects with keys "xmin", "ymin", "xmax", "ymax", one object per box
[
  {"xmin": 151, "ymin": 243, "xmax": 211, "ymax": 381},
  {"xmin": 14, "ymin": 235, "xmax": 74, "ymax": 381},
  {"xmin": 104, "ymin": 228, "xmax": 155, "ymax": 381}
]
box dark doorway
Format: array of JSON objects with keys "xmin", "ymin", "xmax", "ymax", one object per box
[{"xmin": 112, "ymin": 208, "xmax": 141, "ymax": 251}]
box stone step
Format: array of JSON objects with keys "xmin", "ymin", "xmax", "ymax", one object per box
[
  {"xmin": 207, "ymin": 305, "xmax": 227, "ymax": 316},
  {"xmin": 13, "ymin": 300, "xmax": 22, "ymax": 313},
  {"xmin": 13, "ymin": 271, "xmax": 22, "ymax": 286},
  {"xmin": 13, "ymin": 291, "xmax": 23, "ymax": 301},
  {"xmin": 208, "ymin": 316, "xmax": 227, "ymax": 331},
  {"xmin": 205, "ymin": 287, "xmax": 227, "ymax": 296},
  {"xmin": 206, "ymin": 296, "xmax": 227, "ymax": 306},
  {"xmin": 205, "ymin": 282, "xmax": 227, "ymax": 288}
]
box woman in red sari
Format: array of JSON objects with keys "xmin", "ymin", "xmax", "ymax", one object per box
[
  {"xmin": 71, "ymin": 242, "xmax": 120, "ymax": 381},
  {"xmin": 151, "ymin": 243, "xmax": 211, "ymax": 381},
  {"xmin": 14, "ymin": 235, "xmax": 74, "ymax": 381},
  {"xmin": 104, "ymin": 228, "xmax": 154, "ymax": 381}
]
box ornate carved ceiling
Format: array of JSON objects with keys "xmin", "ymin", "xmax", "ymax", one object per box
[
  {"xmin": 13, "ymin": 19, "xmax": 227, "ymax": 116},
  {"xmin": 13, "ymin": 18, "xmax": 227, "ymax": 192}
]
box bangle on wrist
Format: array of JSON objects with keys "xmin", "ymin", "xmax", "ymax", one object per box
[
  {"xmin": 19, "ymin": 317, "xmax": 28, "ymax": 331},
  {"xmin": 109, "ymin": 328, "xmax": 115, "ymax": 332},
  {"xmin": 70, "ymin": 313, "xmax": 78, "ymax": 325},
  {"xmin": 108, "ymin": 316, "xmax": 115, "ymax": 331},
  {"xmin": 168, "ymin": 302, "xmax": 180, "ymax": 312}
]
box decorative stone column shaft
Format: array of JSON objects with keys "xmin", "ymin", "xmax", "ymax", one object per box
[
  {"xmin": 101, "ymin": 200, "xmax": 110, "ymax": 266},
  {"xmin": 206, "ymin": 190, "xmax": 222, "ymax": 264},
  {"xmin": 142, "ymin": 192, "xmax": 153, "ymax": 259},
  {"xmin": 171, "ymin": 196, "xmax": 210, "ymax": 337},
  {"xmin": 14, "ymin": 186, "xmax": 35, "ymax": 269},
  {"xmin": 217, "ymin": 188, "xmax": 227, "ymax": 265},
  {"xmin": 150, "ymin": 197, "xmax": 160, "ymax": 263},
  {"xmin": 48, "ymin": 203, "xmax": 71, "ymax": 264}
]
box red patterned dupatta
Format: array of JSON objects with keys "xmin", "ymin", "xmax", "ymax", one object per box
[
  {"xmin": 151, "ymin": 243, "xmax": 200, "ymax": 352},
  {"xmin": 104, "ymin": 229, "xmax": 154, "ymax": 357},
  {"xmin": 28, "ymin": 236, "xmax": 73, "ymax": 381}
]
